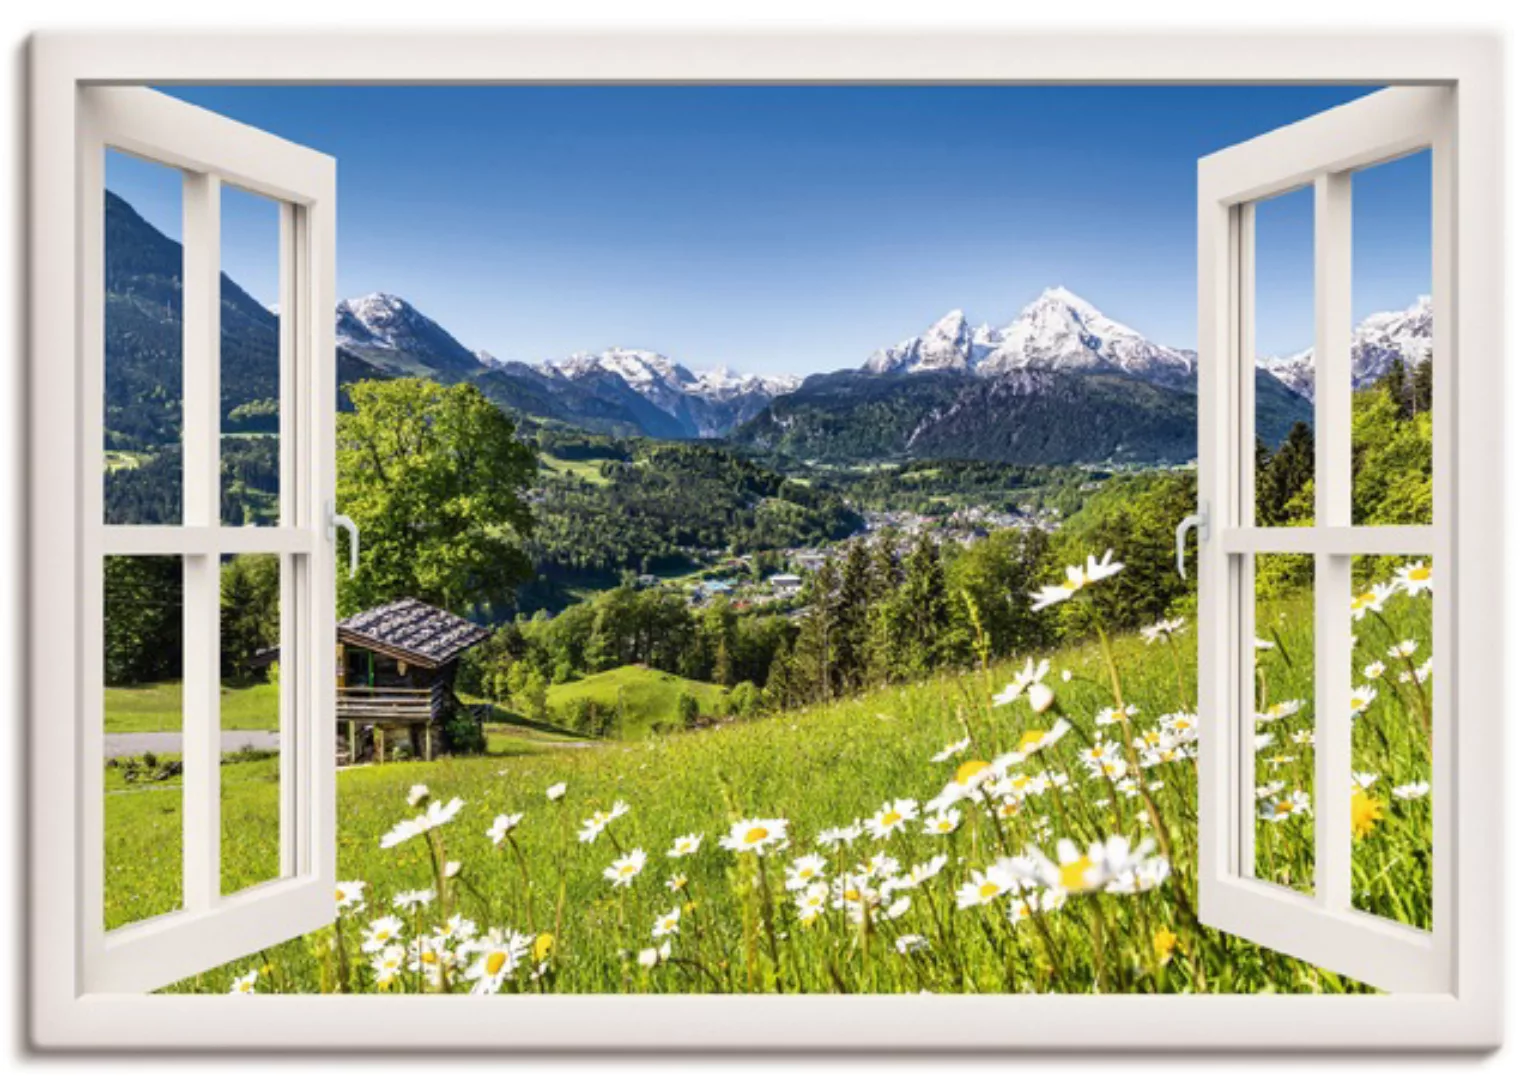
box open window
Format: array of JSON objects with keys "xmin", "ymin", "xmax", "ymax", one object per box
[
  {"xmin": 75, "ymin": 87, "xmax": 337, "ymax": 992},
  {"xmin": 1195, "ymin": 87, "xmax": 1454, "ymax": 993}
]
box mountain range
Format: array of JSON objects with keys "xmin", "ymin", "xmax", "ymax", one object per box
[{"xmin": 104, "ymin": 188, "xmax": 1432, "ymax": 468}]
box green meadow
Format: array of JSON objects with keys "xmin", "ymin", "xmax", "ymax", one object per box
[{"xmin": 101, "ymin": 561, "xmax": 1434, "ymax": 995}]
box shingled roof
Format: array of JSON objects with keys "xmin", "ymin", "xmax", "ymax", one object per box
[{"xmin": 337, "ymin": 598, "xmax": 491, "ymax": 669}]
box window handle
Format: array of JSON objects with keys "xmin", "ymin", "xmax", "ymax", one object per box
[
  {"xmin": 1175, "ymin": 504, "xmax": 1207, "ymax": 580},
  {"xmin": 326, "ymin": 499, "xmax": 359, "ymax": 579}
]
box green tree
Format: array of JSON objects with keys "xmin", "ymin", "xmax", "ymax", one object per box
[
  {"xmin": 336, "ymin": 379, "xmax": 537, "ymax": 615},
  {"xmin": 219, "ymin": 554, "xmax": 280, "ymax": 679}
]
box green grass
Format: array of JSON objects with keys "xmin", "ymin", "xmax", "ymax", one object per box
[
  {"xmin": 546, "ymin": 664, "xmax": 728, "ymax": 737},
  {"xmin": 539, "ymin": 453, "xmax": 612, "ymax": 487},
  {"xmin": 101, "ymin": 570, "xmax": 1433, "ymax": 997},
  {"xmin": 104, "ymin": 680, "xmax": 279, "ymax": 733}
]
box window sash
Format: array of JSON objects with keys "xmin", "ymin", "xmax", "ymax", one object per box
[
  {"xmin": 75, "ymin": 86, "xmax": 337, "ymax": 994},
  {"xmin": 1196, "ymin": 86, "xmax": 1456, "ymax": 994}
]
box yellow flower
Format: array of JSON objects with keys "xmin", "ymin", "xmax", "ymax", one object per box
[
  {"xmin": 1154, "ymin": 927, "xmax": 1178, "ymax": 966},
  {"xmin": 533, "ymin": 933, "xmax": 555, "ymax": 963},
  {"xmin": 1351, "ymin": 790, "xmax": 1385, "ymax": 838}
]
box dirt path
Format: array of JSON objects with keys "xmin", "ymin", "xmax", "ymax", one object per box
[{"xmin": 105, "ymin": 730, "xmax": 280, "ymax": 757}]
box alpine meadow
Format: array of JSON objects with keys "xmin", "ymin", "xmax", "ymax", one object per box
[{"xmin": 96, "ymin": 85, "xmax": 1440, "ymax": 997}]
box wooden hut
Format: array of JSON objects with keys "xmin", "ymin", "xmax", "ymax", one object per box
[{"xmin": 335, "ymin": 598, "xmax": 490, "ymax": 764}]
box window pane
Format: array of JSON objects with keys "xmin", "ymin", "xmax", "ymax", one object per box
[
  {"xmin": 103, "ymin": 555, "xmax": 184, "ymax": 929},
  {"xmin": 1350, "ymin": 554, "xmax": 1433, "ymax": 929},
  {"xmin": 1351, "ymin": 150, "xmax": 1433, "ymax": 526},
  {"xmin": 1251, "ymin": 553, "xmax": 1315, "ymax": 894},
  {"xmin": 1251, "ymin": 187, "xmax": 1318, "ymax": 527},
  {"xmin": 220, "ymin": 553, "xmax": 285, "ymax": 894},
  {"xmin": 104, "ymin": 151, "xmax": 183, "ymax": 525},
  {"xmin": 220, "ymin": 185, "xmax": 283, "ymax": 526}
]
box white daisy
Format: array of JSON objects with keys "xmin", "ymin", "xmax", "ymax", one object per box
[
  {"xmin": 865, "ymin": 798, "xmax": 919, "ymax": 840},
  {"xmin": 486, "ymin": 812, "xmax": 523, "ymax": 847},
  {"xmin": 931, "ymin": 737, "xmax": 971, "ymax": 763},
  {"xmin": 667, "ymin": 833, "xmax": 703, "ymax": 858},
  {"xmin": 719, "ymin": 817, "xmax": 789, "ymax": 854},
  {"xmin": 603, "ymin": 848, "xmax": 647, "ymax": 888},
  {"xmin": 652, "ymin": 907, "xmax": 682, "ymax": 938},
  {"xmin": 1393, "ymin": 781, "xmax": 1431, "ymax": 800},
  {"xmin": 784, "ymin": 853, "xmax": 827, "ymax": 891}
]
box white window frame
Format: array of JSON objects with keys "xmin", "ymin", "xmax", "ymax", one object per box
[
  {"xmin": 26, "ymin": 30, "xmax": 1502, "ymax": 1051},
  {"xmin": 1195, "ymin": 86, "xmax": 1457, "ymax": 995},
  {"xmin": 76, "ymin": 86, "xmax": 339, "ymax": 994}
]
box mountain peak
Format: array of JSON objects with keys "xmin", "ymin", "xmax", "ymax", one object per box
[{"xmin": 1034, "ymin": 285, "xmax": 1096, "ymax": 311}]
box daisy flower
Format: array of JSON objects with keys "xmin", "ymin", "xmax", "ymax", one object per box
[
  {"xmin": 894, "ymin": 934, "xmax": 930, "ymax": 955},
  {"xmin": 1030, "ymin": 837, "xmax": 1143, "ymax": 894},
  {"xmin": 393, "ymin": 888, "xmax": 436, "ymax": 912},
  {"xmin": 1291, "ymin": 729, "xmax": 1315, "ymax": 747},
  {"xmin": 784, "ymin": 853, "xmax": 827, "ymax": 891},
  {"xmin": 1393, "ymin": 781, "xmax": 1431, "ymax": 800},
  {"xmin": 371, "ymin": 945, "xmax": 407, "ymax": 989},
  {"xmin": 923, "ymin": 808, "xmax": 962, "ymax": 836},
  {"xmin": 817, "ymin": 824, "xmax": 862, "ymax": 849},
  {"xmin": 1363, "ymin": 660, "xmax": 1387, "ymax": 680},
  {"xmin": 578, "ymin": 799, "xmax": 630, "ymax": 844},
  {"xmin": 486, "ymin": 812, "xmax": 523, "ymax": 847},
  {"xmin": 1140, "ymin": 617, "xmax": 1186, "ymax": 644},
  {"xmin": 992, "ymin": 657, "xmax": 1050, "ymax": 706},
  {"xmin": 652, "ymin": 907, "xmax": 682, "ymax": 939},
  {"xmin": 1008, "ymin": 887, "xmax": 1068, "ymax": 923},
  {"xmin": 229, "ymin": 969, "xmax": 259, "ymax": 995},
  {"xmin": 1352, "ymin": 582, "xmax": 1398, "ymax": 621},
  {"xmin": 795, "ymin": 882, "xmax": 830, "ymax": 925},
  {"xmin": 1388, "ymin": 639, "xmax": 1420, "ymax": 660},
  {"xmin": 667, "ymin": 833, "xmax": 703, "ymax": 858},
  {"xmin": 1079, "ymin": 740, "xmax": 1122, "ymax": 769},
  {"xmin": 1259, "ymin": 790, "xmax": 1312, "ymax": 822},
  {"xmin": 421, "ymin": 797, "xmax": 464, "ymax": 830},
  {"xmin": 334, "ymin": 879, "xmax": 366, "ymax": 916},
  {"xmin": 720, "ymin": 817, "xmax": 789, "ymax": 854},
  {"xmin": 637, "ymin": 940, "xmax": 672, "ymax": 970},
  {"xmin": 379, "ymin": 815, "xmax": 430, "ymax": 851},
  {"xmin": 906, "ymin": 854, "xmax": 948, "ymax": 887},
  {"xmin": 931, "ymin": 737, "xmax": 971, "ymax": 763},
  {"xmin": 406, "ymin": 784, "xmax": 430, "ymax": 807},
  {"xmin": 603, "ymin": 848, "xmax": 647, "ymax": 888},
  {"xmin": 955, "ymin": 865, "xmax": 1019, "ymax": 909},
  {"xmin": 1394, "ymin": 560, "xmax": 1433, "ymax": 596},
  {"xmin": 865, "ymin": 798, "xmax": 919, "ymax": 840},
  {"xmin": 1013, "ymin": 718, "xmax": 1073, "ymax": 761},
  {"xmin": 1349, "ymin": 685, "xmax": 1377, "ymax": 717},
  {"xmin": 362, "ymin": 914, "xmax": 404, "ymax": 954},
  {"xmin": 1256, "ymin": 700, "xmax": 1305, "ymax": 724},
  {"xmin": 666, "ymin": 873, "xmax": 688, "ymax": 893},
  {"xmin": 1095, "ymin": 704, "xmax": 1140, "ymax": 728},
  {"xmin": 464, "ymin": 931, "xmax": 532, "ymax": 995},
  {"xmin": 546, "ymin": 782, "xmax": 567, "ymax": 802}
]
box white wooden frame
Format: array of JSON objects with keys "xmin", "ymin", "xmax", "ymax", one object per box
[
  {"xmin": 26, "ymin": 31, "xmax": 1502, "ymax": 1051},
  {"xmin": 46, "ymin": 84, "xmax": 338, "ymax": 998},
  {"xmin": 1196, "ymin": 87, "xmax": 1455, "ymax": 995}
]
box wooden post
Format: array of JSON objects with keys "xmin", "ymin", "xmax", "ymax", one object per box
[
  {"xmin": 374, "ymin": 724, "xmax": 384, "ymax": 765},
  {"xmin": 348, "ymin": 720, "xmax": 357, "ymax": 766},
  {"xmin": 424, "ymin": 723, "xmax": 433, "ymax": 763}
]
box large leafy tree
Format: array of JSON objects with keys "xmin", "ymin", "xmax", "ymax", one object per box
[{"xmin": 337, "ymin": 378, "xmax": 537, "ymax": 615}]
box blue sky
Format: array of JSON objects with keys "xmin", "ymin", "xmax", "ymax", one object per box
[{"xmin": 107, "ymin": 86, "xmax": 1431, "ymax": 375}]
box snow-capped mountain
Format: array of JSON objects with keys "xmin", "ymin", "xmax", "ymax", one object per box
[
  {"xmin": 335, "ymin": 292, "xmax": 484, "ymax": 378},
  {"xmin": 550, "ymin": 348, "xmax": 802, "ymax": 438},
  {"xmin": 864, "ymin": 287, "xmax": 1195, "ymax": 388},
  {"xmin": 1258, "ymin": 297, "xmax": 1433, "ymax": 401},
  {"xmin": 865, "ymin": 309, "xmax": 1001, "ymax": 375}
]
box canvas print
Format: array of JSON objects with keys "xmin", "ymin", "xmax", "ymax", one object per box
[{"xmin": 98, "ymin": 86, "xmax": 1435, "ymax": 994}]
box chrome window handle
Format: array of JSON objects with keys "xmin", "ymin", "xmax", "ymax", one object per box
[
  {"xmin": 326, "ymin": 499, "xmax": 359, "ymax": 579},
  {"xmin": 1175, "ymin": 504, "xmax": 1207, "ymax": 580}
]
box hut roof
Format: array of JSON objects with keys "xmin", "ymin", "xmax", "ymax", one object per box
[{"xmin": 337, "ymin": 598, "xmax": 490, "ymax": 670}]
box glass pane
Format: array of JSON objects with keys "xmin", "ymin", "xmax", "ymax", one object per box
[
  {"xmin": 103, "ymin": 555, "xmax": 183, "ymax": 929},
  {"xmin": 220, "ymin": 185, "xmax": 283, "ymax": 526},
  {"xmin": 1351, "ymin": 150, "xmax": 1433, "ymax": 526},
  {"xmin": 1350, "ymin": 554, "xmax": 1433, "ymax": 929},
  {"xmin": 221, "ymin": 553, "xmax": 285, "ymax": 894},
  {"xmin": 104, "ymin": 151, "xmax": 183, "ymax": 525},
  {"xmin": 1251, "ymin": 552, "xmax": 1315, "ymax": 894},
  {"xmin": 1252, "ymin": 187, "xmax": 1317, "ymax": 527}
]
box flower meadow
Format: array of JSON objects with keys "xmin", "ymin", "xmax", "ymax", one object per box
[{"xmin": 117, "ymin": 553, "xmax": 1433, "ymax": 996}]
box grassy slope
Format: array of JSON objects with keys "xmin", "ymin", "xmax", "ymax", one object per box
[
  {"xmin": 105, "ymin": 680, "xmax": 278, "ymax": 733},
  {"xmin": 105, "ymin": 580, "xmax": 1432, "ymax": 995},
  {"xmin": 545, "ymin": 664, "xmax": 728, "ymax": 736}
]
